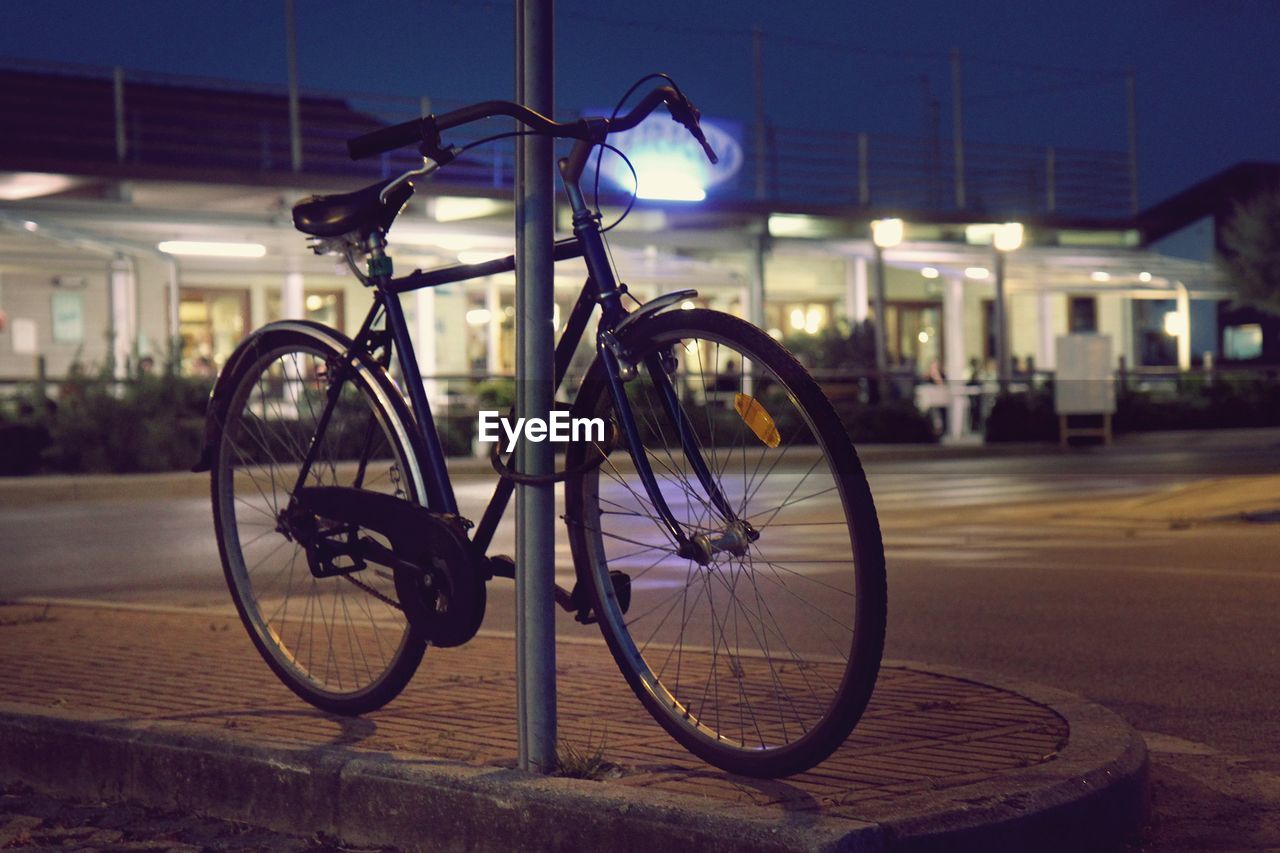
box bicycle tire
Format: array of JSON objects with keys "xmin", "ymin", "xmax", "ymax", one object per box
[
  {"xmin": 565, "ymin": 309, "xmax": 886, "ymax": 777},
  {"xmin": 210, "ymin": 323, "xmax": 427, "ymax": 715}
]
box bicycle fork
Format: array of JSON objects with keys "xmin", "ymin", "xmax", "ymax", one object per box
[
  {"xmin": 558, "ymin": 137, "xmax": 755, "ymax": 565},
  {"xmin": 597, "ymin": 334, "xmax": 758, "ymax": 565}
]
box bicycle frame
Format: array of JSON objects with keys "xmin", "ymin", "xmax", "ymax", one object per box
[{"xmin": 293, "ymin": 136, "xmax": 739, "ymax": 564}]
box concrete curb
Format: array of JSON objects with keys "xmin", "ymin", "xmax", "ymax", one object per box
[
  {"xmin": 873, "ymin": 661, "xmax": 1149, "ymax": 853},
  {"xmin": 0, "ymin": 664, "xmax": 1147, "ymax": 852}
]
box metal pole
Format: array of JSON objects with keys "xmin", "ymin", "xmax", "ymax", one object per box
[
  {"xmin": 285, "ymin": 0, "xmax": 303, "ymax": 173},
  {"xmin": 950, "ymin": 48, "xmax": 966, "ymax": 210},
  {"xmin": 994, "ymin": 249, "xmax": 1009, "ymax": 389},
  {"xmin": 1175, "ymin": 282, "xmax": 1191, "ymax": 371},
  {"xmin": 752, "ymin": 25, "xmax": 767, "ymax": 201},
  {"xmin": 514, "ymin": 0, "xmax": 556, "ymax": 774},
  {"xmin": 857, "ymin": 132, "xmax": 870, "ymax": 207},
  {"xmin": 749, "ymin": 232, "xmax": 766, "ymax": 331},
  {"xmin": 1045, "ymin": 146, "xmax": 1056, "ymax": 213},
  {"xmin": 113, "ymin": 67, "xmax": 127, "ymax": 163},
  {"xmin": 165, "ymin": 257, "xmax": 180, "ymax": 367},
  {"xmin": 1126, "ymin": 68, "xmax": 1138, "ymax": 214},
  {"xmin": 872, "ymin": 243, "xmax": 888, "ymax": 400}
]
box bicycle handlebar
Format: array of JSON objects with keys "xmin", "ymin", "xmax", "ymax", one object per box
[{"xmin": 346, "ymin": 85, "xmax": 718, "ymax": 165}]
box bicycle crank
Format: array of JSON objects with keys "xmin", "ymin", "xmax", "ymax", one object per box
[{"xmin": 293, "ymin": 486, "xmax": 486, "ymax": 648}]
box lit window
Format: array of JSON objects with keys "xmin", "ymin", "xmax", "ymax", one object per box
[{"xmin": 1224, "ymin": 324, "xmax": 1263, "ymax": 360}]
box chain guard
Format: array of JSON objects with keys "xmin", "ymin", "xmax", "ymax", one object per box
[{"xmin": 294, "ymin": 486, "xmax": 486, "ymax": 648}]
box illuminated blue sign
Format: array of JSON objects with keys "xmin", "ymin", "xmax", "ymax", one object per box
[{"xmin": 594, "ymin": 114, "xmax": 744, "ymax": 202}]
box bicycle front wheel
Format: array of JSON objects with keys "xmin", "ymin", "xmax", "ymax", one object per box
[
  {"xmin": 211, "ymin": 324, "xmax": 427, "ymax": 715},
  {"xmin": 566, "ymin": 309, "xmax": 886, "ymax": 777}
]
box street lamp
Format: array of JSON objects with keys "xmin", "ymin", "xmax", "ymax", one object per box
[
  {"xmin": 870, "ymin": 218, "xmax": 903, "ymax": 399},
  {"xmin": 991, "ymin": 222, "xmax": 1023, "ymax": 388}
]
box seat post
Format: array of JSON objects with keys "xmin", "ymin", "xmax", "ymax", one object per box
[
  {"xmin": 365, "ymin": 230, "xmax": 393, "ymax": 281},
  {"xmin": 369, "ymin": 234, "xmax": 459, "ymax": 515}
]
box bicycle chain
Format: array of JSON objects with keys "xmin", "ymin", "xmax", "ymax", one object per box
[
  {"xmin": 341, "ymin": 464, "xmax": 407, "ymax": 612},
  {"xmin": 342, "ymin": 572, "xmax": 403, "ymax": 611}
]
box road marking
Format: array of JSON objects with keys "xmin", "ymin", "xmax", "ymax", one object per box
[
  {"xmin": 1139, "ymin": 731, "xmax": 1220, "ymax": 756},
  {"xmin": 889, "ymin": 561, "xmax": 1280, "ymax": 580}
]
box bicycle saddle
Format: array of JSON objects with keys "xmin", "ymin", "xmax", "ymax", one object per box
[{"xmin": 292, "ymin": 178, "xmax": 414, "ymax": 238}]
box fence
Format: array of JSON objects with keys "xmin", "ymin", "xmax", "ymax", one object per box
[{"xmin": 2, "ymin": 57, "xmax": 1133, "ymax": 219}]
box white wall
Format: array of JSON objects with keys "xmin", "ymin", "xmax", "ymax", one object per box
[{"xmin": 0, "ymin": 268, "xmax": 111, "ymax": 379}]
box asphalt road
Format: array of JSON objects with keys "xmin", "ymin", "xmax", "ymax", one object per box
[{"xmin": 3, "ymin": 436, "xmax": 1279, "ymax": 850}]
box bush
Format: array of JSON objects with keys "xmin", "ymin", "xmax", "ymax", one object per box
[
  {"xmin": 982, "ymin": 374, "xmax": 1280, "ymax": 442},
  {"xmin": 834, "ymin": 399, "xmax": 938, "ymax": 444},
  {"xmin": 784, "ymin": 321, "xmax": 876, "ymax": 373},
  {"xmin": 1115, "ymin": 377, "xmax": 1280, "ymax": 432},
  {"xmin": 0, "ymin": 421, "xmax": 51, "ymax": 474},
  {"xmin": 30, "ymin": 370, "xmax": 211, "ymax": 474},
  {"xmin": 984, "ymin": 389, "xmax": 1058, "ymax": 442},
  {"xmin": 475, "ymin": 378, "xmax": 516, "ymax": 411}
]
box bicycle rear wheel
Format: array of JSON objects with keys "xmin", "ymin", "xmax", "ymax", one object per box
[
  {"xmin": 211, "ymin": 324, "xmax": 427, "ymax": 715},
  {"xmin": 566, "ymin": 309, "xmax": 886, "ymax": 777}
]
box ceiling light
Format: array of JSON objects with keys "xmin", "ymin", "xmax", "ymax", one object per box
[
  {"xmin": 871, "ymin": 218, "xmax": 904, "ymax": 249},
  {"xmin": 769, "ymin": 214, "xmax": 816, "ymax": 237},
  {"xmin": 433, "ymin": 197, "xmax": 507, "ymax": 222},
  {"xmin": 921, "ymin": 266, "xmax": 939, "ymax": 279},
  {"xmin": 157, "ymin": 240, "xmax": 266, "ymax": 258},
  {"xmin": 1091, "ymin": 271, "xmax": 1111, "ymax": 282},
  {"xmin": 964, "ymin": 267, "xmax": 990, "ymax": 280},
  {"xmin": 0, "ymin": 173, "xmax": 81, "ymax": 201},
  {"xmin": 993, "ymin": 222, "xmax": 1024, "ymax": 252},
  {"xmin": 1138, "ymin": 271, "xmax": 1152, "ymax": 283},
  {"xmin": 457, "ymin": 250, "xmax": 510, "ymax": 265}
]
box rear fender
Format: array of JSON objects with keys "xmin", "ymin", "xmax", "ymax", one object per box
[{"xmin": 191, "ymin": 320, "xmax": 370, "ymax": 473}]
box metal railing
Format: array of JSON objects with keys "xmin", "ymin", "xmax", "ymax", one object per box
[{"xmin": 2, "ymin": 57, "xmax": 1134, "ymax": 218}]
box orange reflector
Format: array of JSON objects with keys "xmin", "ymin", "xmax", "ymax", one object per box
[{"xmin": 734, "ymin": 393, "xmax": 781, "ymax": 448}]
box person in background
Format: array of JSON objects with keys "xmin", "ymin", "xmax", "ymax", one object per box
[
  {"xmin": 925, "ymin": 357, "xmax": 947, "ymax": 435},
  {"xmin": 967, "ymin": 357, "xmax": 984, "ymax": 432}
]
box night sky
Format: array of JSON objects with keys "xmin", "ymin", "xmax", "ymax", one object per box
[{"xmin": 2, "ymin": 0, "xmax": 1277, "ymax": 206}]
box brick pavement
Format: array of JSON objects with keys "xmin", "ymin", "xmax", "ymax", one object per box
[{"xmin": 0, "ymin": 601, "xmax": 1066, "ymax": 825}]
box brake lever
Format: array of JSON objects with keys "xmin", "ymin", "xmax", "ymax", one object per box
[
  {"xmin": 379, "ymin": 157, "xmax": 441, "ymax": 204},
  {"xmin": 689, "ymin": 125, "xmax": 719, "ymax": 165},
  {"xmin": 668, "ymin": 95, "xmax": 719, "ymax": 165}
]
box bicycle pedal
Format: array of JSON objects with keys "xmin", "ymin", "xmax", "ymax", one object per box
[
  {"xmin": 554, "ymin": 584, "xmax": 579, "ymax": 614},
  {"xmin": 487, "ymin": 554, "xmax": 515, "ymax": 579}
]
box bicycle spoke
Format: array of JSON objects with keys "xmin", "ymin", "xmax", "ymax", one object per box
[
  {"xmin": 573, "ymin": 313, "xmax": 882, "ymax": 773},
  {"xmin": 216, "ymin": 338, "xmax": 421, "ymax": 710}
]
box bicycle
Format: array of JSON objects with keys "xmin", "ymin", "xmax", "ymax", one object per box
[{"xmin": 195, "ymin": 77, "xmax": 886, "ymax": 778}]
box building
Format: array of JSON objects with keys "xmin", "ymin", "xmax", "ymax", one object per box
[
  {"xmin": 0, "ymin": 59, "xmax": 1241, "ymax": 437},
  {"xmin": 1138, "ymin": 162, "xmax": 1280, "ymax": 366}
]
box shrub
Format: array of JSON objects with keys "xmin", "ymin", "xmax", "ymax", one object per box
[
  {"xmin": 38, "ymin": 369, "xmax": 211, "ymax": 474},
  {"xmin": 475, "ymin": 378, "xmax": 516, "ymax": 411},
  {"xmin": 835, "ymin": 399, "xmax": 939, "ymax": 444},
  {"xmin": 984, "ymin": 389, "xmax": 1058, "ymax": 442},
  {"xmin": 0, "ymin": 420, "xmax": 51, "ymax": 474},
  {"xmin": 1115, "ymin": 377, "xmax": 1280, "ymax": 432},
  {"xmin": 783, "ymin": 321, "xmax": 877, "ymax": 373}
]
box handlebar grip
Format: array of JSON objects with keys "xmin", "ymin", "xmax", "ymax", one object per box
[{"xmin": 347, "ymin": 118, "xmax": 427, "ymax": 160}]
